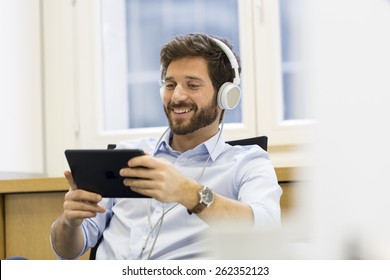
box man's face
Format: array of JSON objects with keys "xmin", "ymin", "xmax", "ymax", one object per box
[{"xmin": 162, "ymin": 57, "xmax": 221, "ymax": 135}]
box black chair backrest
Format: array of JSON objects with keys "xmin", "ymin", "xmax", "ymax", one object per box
[
  {"xmin": 226, "ymin": 136, "xmax": 267, "ymax": 151},
  {"xmin": 107, "ymin": 144, "xmax": 117, "ymax": 150}
]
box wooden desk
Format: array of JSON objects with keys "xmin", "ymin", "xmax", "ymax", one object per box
[
  {"xmin": 0, "ymin": 167, "xmax": 304, "ymax": 260},
  {"xmin": 0, "ymin": 178, "xmax": 90, "ymax": 260}
]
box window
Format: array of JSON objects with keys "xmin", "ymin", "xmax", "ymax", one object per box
[
  {"xmin": 43, "ymin": 0, "xmax": 313, "ymax": 175},
  {"xmin": 253, "ymin": 0, "xmax": 313, "ymax": 148},
  {"xmin": 101, "ymin": 0, "xmax": 241, "ymax": 131},
  {"xmin": 279, "ymin": 0, "xmax": 311, "ymax": 120}
]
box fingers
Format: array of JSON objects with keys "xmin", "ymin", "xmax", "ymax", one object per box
[
  {"xmin": 64, "ymin": 192, "xmax": 106, "ymax": 220},
  {"xmin": 120, "ymin": 156, "xmax": 177, "ymax": 199},
  {"xmin": 123, "ymin": 178, "xmax": 161, "ymax": 200},
  {"xmin": 61, "ymin": 207, "xmax": 102, "ymax": 228},
  {"xmin": 63, "ymin": 198, "xmax": 106, "ymax": 214},
  {"xmin": 62, "ymin": 170, "xmax": 106, "ymax": 227},
  {"xmin": 120, "ymin": 155, "xmax": 166, "ymax": 178},
  {"xmin": 126, "ymin": 154, "xmax": 159, "ymax": 169},
  {"xmin": 65, "ymin": 188, "xmax": 104, "ymax": 206},
  {"xmin": 62, "ymin": 190, "xmax": 106, "ymax": 227},
  {"xmin": 64, "ymin": 170, "xmax": 103, "ymax": 203},
  {"xmin": 64, "ymin": 170, "xmax": 77, "ymax": 191}
]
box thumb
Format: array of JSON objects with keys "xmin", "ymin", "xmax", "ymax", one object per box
[{"xmin": 64, "ymin": 170, "xmax": 77, "ymax": 191}]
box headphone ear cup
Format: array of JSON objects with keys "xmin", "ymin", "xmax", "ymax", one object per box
[{"xmin": 217, "ymin": 82, "xmax": 241, "ymax": 110}]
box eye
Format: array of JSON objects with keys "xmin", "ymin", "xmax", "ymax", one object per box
[
  {"xmin": 164, "ymin": 82, "xmax": 176, "ymax": 90},
  {"xmin": 187, "ymin": 83, "xmax": 200, "ymax": 90}
]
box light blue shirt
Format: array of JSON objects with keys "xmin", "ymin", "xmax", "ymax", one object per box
[{"xmin": 69, "ymin": 130, "xmax": 281, "ymax": 259}]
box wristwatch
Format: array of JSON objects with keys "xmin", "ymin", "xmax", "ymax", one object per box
[{"xmin": 188, "ymin": 186, "xmax": 214, "ymax": 214}]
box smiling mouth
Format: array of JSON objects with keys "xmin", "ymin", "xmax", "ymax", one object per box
[{"xmin": 172, "ymin": 108, "xmax": 193, "ymax": 114}]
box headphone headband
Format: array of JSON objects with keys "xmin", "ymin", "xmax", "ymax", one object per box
[{"xmin": 210, "ymin": 37, "xmax": 241, "ymax": 85}]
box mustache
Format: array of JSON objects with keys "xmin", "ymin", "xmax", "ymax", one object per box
[{"xmin": 167, "ymin": 101, "xmax": 196, "ymax": 110}]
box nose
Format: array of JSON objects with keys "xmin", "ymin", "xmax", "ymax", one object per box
[{"xmin": 171, "ymin": 84, "xmax": 188, "ymax": 103}]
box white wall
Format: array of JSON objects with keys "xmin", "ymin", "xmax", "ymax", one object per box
[
  {"xmin": 0, "ymin": 0, "xmax": 44, "ymax": 176},
  {"xmin": 303, "ymin": 0, "xmax": 390, "ymax": 259},
  {"xmin": 42, "ymin": 0, "xmax": 80, "ymax": 177}
]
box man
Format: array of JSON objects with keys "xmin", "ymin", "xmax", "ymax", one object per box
[{"xmin": 50, "ymin": 33, "xmax": 282, "ymax": 260}]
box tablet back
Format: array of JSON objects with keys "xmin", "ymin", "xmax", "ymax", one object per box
[{"xmin": 65, "ymin": 149, "xmax": 147, "ymax": 198}]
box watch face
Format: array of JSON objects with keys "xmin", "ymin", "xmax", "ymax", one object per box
[{"xmin": 201, "ymin": 188, "xmax": 214, "ymax": 204}]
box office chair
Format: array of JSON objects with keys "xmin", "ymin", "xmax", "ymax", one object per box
[
  {"xmin": 89, "ymin": 135, "xmax": 268, "ymax": 259},
  {"xmin": 226, "ymin": 136, "xmax": 267, "ymax": 151}
]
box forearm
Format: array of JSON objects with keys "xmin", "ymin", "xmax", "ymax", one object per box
[
  {"xmin": 197, "ymin": 193, "xmax": 254, "ymax": 225},
  {"xmin": 50, "ymin": 215, "xmax": 85, "ymax": 259},
  {"xmin": 181, "ymin": 180, "xmax": 254, "ymax": 226}
]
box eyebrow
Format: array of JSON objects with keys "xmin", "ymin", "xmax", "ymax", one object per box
[{"xmin": 164, "ymin": 75, "xmax": 205, "ymax": 83}]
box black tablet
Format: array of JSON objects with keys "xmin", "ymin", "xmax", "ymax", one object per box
[{"xmin": 64, "ymin": 149, "xmax": 148, "ymax": 198}]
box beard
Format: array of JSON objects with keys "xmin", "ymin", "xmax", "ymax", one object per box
[{"xmin": 164, "ymin": 100, "xmax": 219, "ymax": 135}]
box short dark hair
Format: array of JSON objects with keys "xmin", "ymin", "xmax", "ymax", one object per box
[{"xmin": 160, "ymin": 33, "xmax": 241, "ymax": 95}]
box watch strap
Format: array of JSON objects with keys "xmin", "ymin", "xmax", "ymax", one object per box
[
  {"xmin": 187, "ymin": 186, "xmax": 213, "ymax": 215},
  {"xmin": 187, "ymin": 202, "xmax": 207, "ymax": 215}
]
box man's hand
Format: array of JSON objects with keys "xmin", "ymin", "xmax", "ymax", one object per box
[
  {"xmin": 119, "ymin": 155, "xmax": 201, "ymax": 206},
  {"xmin": 61, "ymin": 170, "xmax": 106, "ymax": 228}
]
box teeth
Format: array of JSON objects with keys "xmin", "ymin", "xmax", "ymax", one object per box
[{"xmin": 173, "ymin": 108, "xmax": 192, "ymax": 114}]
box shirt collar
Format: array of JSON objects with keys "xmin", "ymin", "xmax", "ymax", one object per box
[{"xmin": 154, "ymin": 128, "xmax": 225, "ymax": 161}]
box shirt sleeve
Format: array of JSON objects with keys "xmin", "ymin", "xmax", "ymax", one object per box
[
  {"xmin": 81, "ymin": 198, "xmax": 114, "ymax": 252},
  {"xmin": 236, "ymin": 148, "xmax": 282, "ymax": 228}
]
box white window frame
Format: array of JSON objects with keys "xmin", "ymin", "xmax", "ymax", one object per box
[
  {"xmin": 250, "ymin": 0, "xmax": 314, "ymax": 166},
  {"xmin": 252, "ymin": 0, "xmax": 314, "ymax": 145}
]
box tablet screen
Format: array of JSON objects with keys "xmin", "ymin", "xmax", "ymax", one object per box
[{"xmin": 65, "ymin": 149, "xmax": 148, "ymax": 198}]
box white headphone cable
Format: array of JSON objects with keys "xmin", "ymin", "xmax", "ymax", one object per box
[
  {"xmin": 196, "ymin": 110, "xmax": 226, "ymax": 182},
  {"xmin": 142, "ymin": 112, "xmax": 227, "ymax": 259},
  {"xmin": 138, "ymin": 202, "xmax": 179, "ymax": 259}
]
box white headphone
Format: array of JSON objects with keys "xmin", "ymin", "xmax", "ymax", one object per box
[
  {"xmin": 160, "ymin": 36, "xmax": 241, "ymax": 110},
  {"xmin": 211, "ymin": 37, "xmax": 241, "ymax": 110}
]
